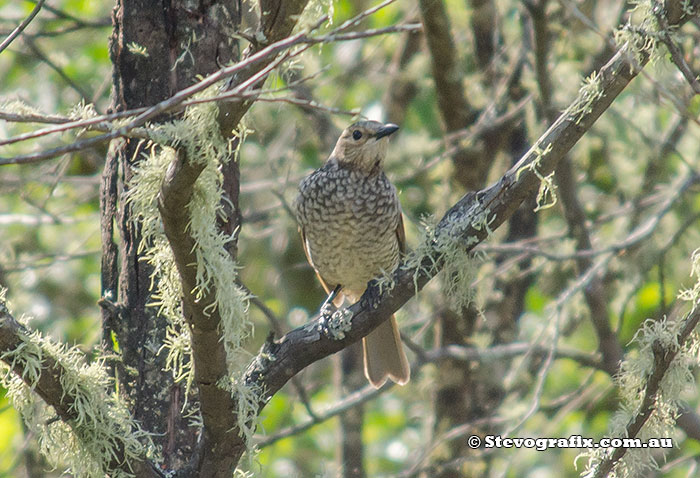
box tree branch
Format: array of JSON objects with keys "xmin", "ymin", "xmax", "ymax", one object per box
[
  {"xmin": 591, "ymin": 299, "xmax": 700, "ymax": 478},
  {"xmin": 418, "ymin": 0, "xmax": 476, "ymax": 129},
  {"xmin": 256, "ymin": 341, "xmax": 599, "ymax": 448},
  {"xmin": 157, "ymin": 2, "xmax": 311, "ymax": 476},
  {"xmin": 0, "ymin": 302, "xmax": 161, "ymax": 478},
  {"xmin": 0, "ymin": 18, "xmax": 418, "ymax": 165},
  {"xmin": 418, "ymin": 0, "xmax": 490, "ymax": 190},
  {"xmin": 244, "ymin": 0, "xmax": 699, "ymax": 415},
  {"xmin": 655, "ymin": 10, "xmax": 700, "ymax": 94},
  {"xmin": 0, "ymin": 0, "xmax": 45, "ymax": 55}
]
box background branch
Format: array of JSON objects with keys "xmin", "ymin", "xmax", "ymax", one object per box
[{"xmin": 0, "ymin": 0, "xmax": 45, "ymax": 54}]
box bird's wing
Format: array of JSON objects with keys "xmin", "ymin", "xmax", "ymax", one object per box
[
  {"xmin": 299, "ymin": 226, "xmax": 345, "ymax": 306},
  {"xmin": 396, "ymin": 211, "xmax": 407, "ymax": 256}
]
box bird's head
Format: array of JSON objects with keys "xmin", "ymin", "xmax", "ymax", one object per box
[{"xmin": 330, "ymin": 120, "xmax": 399, "ymax": 173}]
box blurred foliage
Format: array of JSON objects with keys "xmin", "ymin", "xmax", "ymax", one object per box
[{"xmin": 1, "ymin": 0, "xmax": 700, "ymax": 477}]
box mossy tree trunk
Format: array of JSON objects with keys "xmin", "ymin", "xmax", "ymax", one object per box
[{"xmin": 101, "ymin": 0, "xmax": 241, "ymax": 469}]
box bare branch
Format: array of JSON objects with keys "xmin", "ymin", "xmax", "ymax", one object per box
[
  {"xmin": 0, "ymin": 19, "xmax": 419, "ymax": 164},
  {"xmin": 22, "ymin": 37, "xmax": 91, "ymax": 99},
  {"xmin": 419, "ymin": 0, "xmax": 488, "ymax": 190},
  {"xmin": 257, "ymin": 384, "xmax": 385, "ymax": 448},
  {"xmin": 255, "ymin": 340, "xmax": 600, "ymax": 447},
  {"xmin": 0, "ymin": 109, "xmax": 86, "ymax": 124},
  {"xmin": 655, "ymin": 11, "xmax": 700, "ymax": 94},
  {"xmin": 556, "ymin": 157, "xmax": 624, "ymax": 375},
  {"xmin": 418, "ymin": 0, "xmax": 476, "ymax": 128},
  {"xmin": 26, "ymin": 0, "xmax": 107, "ymax": 28},
  {"xmin": 0, "ymin": 0, "xmax": 45, "ymax": 55},
  {"xmin": 0, "ymin": 108, "xmax": 152, "ymax": 147},
  {"xmin": 310, "ymin": 22, "xmax": 421, "ymax": 42},
  {"xmin": 0, "ymin": 134, "xmax": 117, "ymax": 166}
]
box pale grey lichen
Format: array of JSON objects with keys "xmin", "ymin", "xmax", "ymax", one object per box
[
  {"xmin": 220, "ymin": 375, "xmax": 265, "ymax": 451},
  {"xmin": 613, "ymin": 0, "xmax": 668, "ymax": 69},
  {"xmin": 577, "ymin": 251, "xmax": 700, "ymax": 477},
  {"xmin": 127, "ymin": 42, "xmax": 149, "ymax": 57},
  {"xmin": 394, "ymin": 214, "xmax": 483, "ymax": 313},
  {"xmin": 678, "ymin": 248, "xmax": 700, "ymax": 303},
  {"xmin": 172, "ymin": 31, "xmax": 196, "ymax": 71},
  {"xmin": 0, "ymin": 298, "xmax": 154, "ymax": 478},
  {"xmin": 325, "ymin": 308, "xmax": 355, "ymax": 340},
  {"xmin": 566, "ymin": 71, "xmax": 604, "ymax": 125},
  {"xmin": 68, "ymin": 101, "xmax": 98, "ymax": 121},
  {"xmin": 0, "ymin": 99, "xmax": 43, "ymax": 117},
  {"xmin": 126, "ymin": 88, "xmax": 258, "ymax": 451},
  {"xmin": 517, "ymin": 142, "xmax": 557, "ymax": 211},
  {"xmin": 681, "ymin": 0, "xmax": 697, "ymax": 16}
]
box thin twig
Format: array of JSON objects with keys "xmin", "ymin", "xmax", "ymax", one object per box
[
  {"xmin": 0, "ymin": 19, "xmax": 420, "ymax": 164},
  {"xmin": 0, "ymin": 0, "xmax": 45, "ymax": 55},
  {"xmin": 655, "ymin": 12, "xmax": 700, "ymax": 94},
  {"xmin": 244, "ymin": 287, "xmax": 318, "ymax": 419},
  {"xmin": 22, "ymin": 37, "xmax": 91, "ymax": 99},
  {"xmin": 26, "ymin": 0, "xmax": 107, "ymax": 28}
]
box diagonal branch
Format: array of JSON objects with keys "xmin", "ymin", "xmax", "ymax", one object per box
[
  {"xmin": 0, "ymin": 303, "xmax": 161, "ymax": 478},
  {"xmin": 244, "ymin": 0, "xmax": 699, "ymax": 415},
  {"xmin": 591, "ymin": 299, "xmax": 700, "ymax": 478},
  {"xmin": 0, "ymin": 0, "xmax": 45, "ymax": 55},
  {"xmin": 655, "ymin": 10, "xmax": 700, "ymax": 94}
]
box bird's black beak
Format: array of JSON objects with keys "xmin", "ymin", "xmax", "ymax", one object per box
[{"xmin": 375, "ymin": 123, "xmax": 399, "ymax": 139}]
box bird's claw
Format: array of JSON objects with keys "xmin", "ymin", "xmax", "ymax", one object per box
[
  {"xmin": 362, "ymin": 281, "xmax": 384, "ymax": 310},
  {"xmin": 320, "ymin": 301, "xmax": 336, "ymax": 322}
]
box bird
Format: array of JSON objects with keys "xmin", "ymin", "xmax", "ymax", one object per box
[{"xmin": 294, "ymin": 120, "xmax": 410, "ymax": 388}]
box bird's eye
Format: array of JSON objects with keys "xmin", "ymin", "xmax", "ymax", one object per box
[{"xmin": 352, "ymin": 130, "xmax": 362, "ymax": 140}]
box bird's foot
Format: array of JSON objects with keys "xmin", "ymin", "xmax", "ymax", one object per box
[
  {"xmin": 320, "ymin": 301, "xmax": 336, "ymax": 322},
  {"xmin": 362, "ymin": 280, "xmax": 384, "ymax": 310},
  {"xmin": 318, "ymin": 303, "xmax": 354, "ymax": 340}
]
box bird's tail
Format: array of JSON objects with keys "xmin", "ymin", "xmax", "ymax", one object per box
[{"xmin": 362, "ymin": 315, "xmax": 410, "ymax": 388}]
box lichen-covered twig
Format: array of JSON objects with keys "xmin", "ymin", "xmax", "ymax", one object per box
[
  {"xmin": 589, "ymin": 299, "xmax": 700, "ymax": 478},
  {"xmin": 0, "ymin": 300, "xmax": 160, "ymax": 478}
]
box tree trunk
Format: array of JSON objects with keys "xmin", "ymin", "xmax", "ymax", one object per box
[{"xmin": 101, "ymin": 0, "xmax": 241, "ymax": 469}]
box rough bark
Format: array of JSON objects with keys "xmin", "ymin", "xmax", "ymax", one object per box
[
  {"xmin": 156, "ymin": 1, "xmax": 310, "ymax": 474},
  {"xmin": 104, "ymin": 0, "xmax": 241, "ymax": 471}
]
